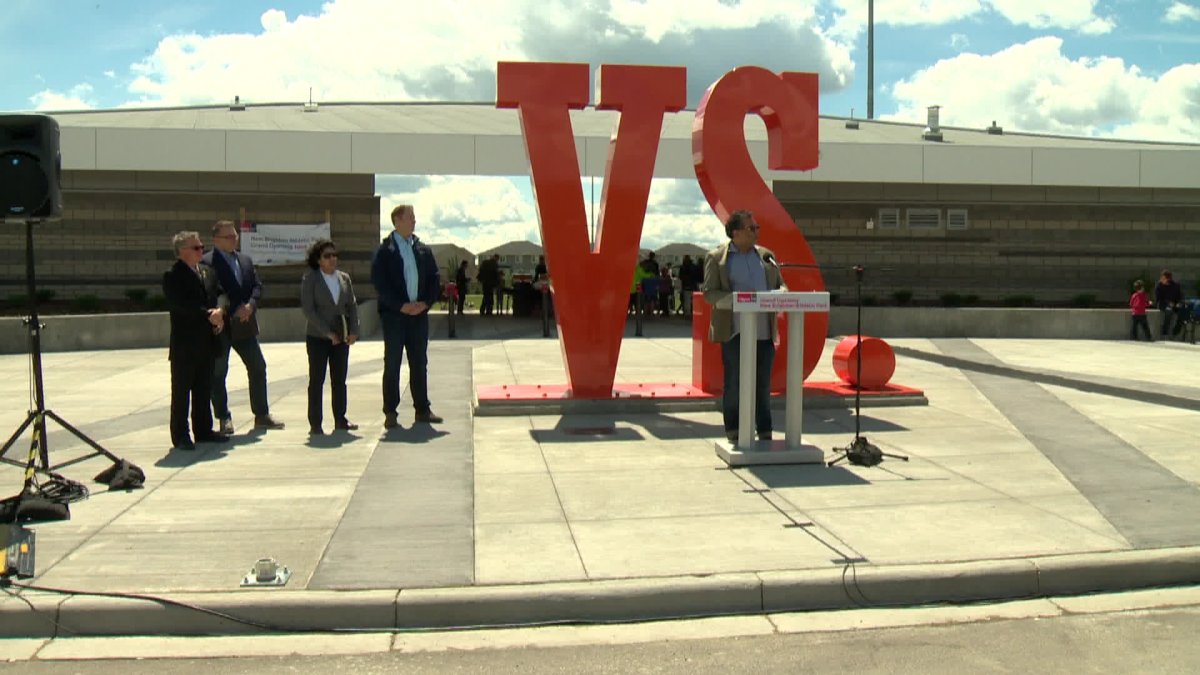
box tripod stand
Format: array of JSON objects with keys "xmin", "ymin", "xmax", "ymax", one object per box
[
  {"xmin": 828, "ymin": 265, "xmax": 908, "ymax": 468},
  {"xmin": 0, "ymin": 219, "xmax": 141, "ymax": 485}
]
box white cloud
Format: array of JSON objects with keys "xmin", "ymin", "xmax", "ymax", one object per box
[
  {"xmin": 119, "ymin": 0, "xmax": 856, "ymax": 107},
  {"xmin": 885, "ymin": 37, "xmax": 1200, "ymax": 141},
  {"xmin": 1165, "ymin": 2, "xmax": 1200, "ymax": 22},
  {"xmin": 830, "ymin": 0, "xmax": 1113, "ymax": 34},
  {"xmin": 950, "ymin": 33, "xmax": 970, "ymax": 50},
  {"xmin": 30, "ymin": 83, "xmax": 96, "ymax": 111}
]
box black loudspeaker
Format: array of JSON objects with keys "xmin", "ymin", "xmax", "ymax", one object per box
[{"xmin": 0, "ymin": 114, "xmax": 62, "ymax": 221}]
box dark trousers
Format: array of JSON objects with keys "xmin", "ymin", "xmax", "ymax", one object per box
[
  {"xmin": 481, "ymin": 283, "xmax": 495, "ymax": 315},
  {"xmin": 211, "ymin": 332, "xmax": 269, "ymax": 421},
  {"xmin": 720, "ymin": 336, "xmax": 775, "ymax": 434},
  {"xmin": 455, "ymin": 293, "xmax": 465, "ymax": 315},
  {"xmin": 1130, "ymin": 315, "xmax": 1152, "ymax": 341},
  {"xmin": 306, "ymin": 336, "xmax": 349, "ymax": 429},
  {"xmin": 1160, "ymin": 307, "xmax": 1185, "ymax": 339},
  {"xmin": 381, "ymin": 311, "xmax": 431, "ymax": 415},
  {"xmin": 170, "ymin": 356, "xmax": 214, "ymax": 445}
]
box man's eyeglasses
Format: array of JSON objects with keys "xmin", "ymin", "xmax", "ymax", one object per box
[
  {"xmin": 214, "ymin": 234, "xmax": 237, "ymax": 240},
  {"xmin": 321, "ymin": 252, "xmax": 339, "ymax": 259},
  {"xmin": 742, "ymin": 225, "xmax": 760, "ymax": 232},
  {"xmin": 185, "ymin": 245, "xmax": 204, "ymax": 251}
]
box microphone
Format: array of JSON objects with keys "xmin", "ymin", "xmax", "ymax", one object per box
[{"xmin": 762, "ymin": 252, "xmax": 778, "ymax": 266}]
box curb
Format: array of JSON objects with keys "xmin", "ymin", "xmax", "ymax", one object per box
[{"xmin": 3, "ymin": 547, "xmax": 1199, "ymax": 638}]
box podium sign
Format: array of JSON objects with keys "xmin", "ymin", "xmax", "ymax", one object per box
[{"xmin": 721, "ymin": 291, "xmax": 830, "ymax": 465}]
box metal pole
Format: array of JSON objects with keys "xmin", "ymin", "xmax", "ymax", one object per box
[
  {"xmin": 635, "ymin": 284, "xmax": 643, "ymax": 337},
  {"xmin": 867, "ymin": 0, "xmax": 875, "ymax": 120},
  {"xmin": 785, "ymin": 311, "xmax": 804, "ymax": 450},
  {"xmin": 25, "ymin": 220, "xmax": 49, "ymax": 467},
  {"xmin": 737, "ymin": 311, "xmax": 756, "ymax": 449}
]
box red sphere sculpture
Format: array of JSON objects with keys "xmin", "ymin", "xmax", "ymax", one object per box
[{"xmin": 832, "ymin": 336, "xmax": 896, "ymax": 389}]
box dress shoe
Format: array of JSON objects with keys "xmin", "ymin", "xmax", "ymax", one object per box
[
  {"xmin": 218, "ymin": 418, "xmax": 235, "ymax": 435},
  {"xmin": 254, "ymin": 415, "xmax": 286, "ymax": 430},
  {"xmin": 195, "ymin": 431, "xmax": 230, "ymax": 443},
  {"xmin": 384, "ymin": 413, "xmax": 399, "ymax": 429},
  {"xmin": 414, "ymin": 411, "xmax": 443, "ymax": 424},
  {"xmin": 724, "ymin": 430, "xmax": 738, "ymax": 442},
  {"xmin": 335, "ymin": 419, "xmax": 359, "ymax": 431},
  {"xmin": 173, "ymin": 437, "xmax": 196, "ymax": 451},
  {"xmin": 757, "ymin": 431, "xmax": 774, "ymax": 441},
  {"xmin": 309, "ymin": 426, "xmax": 325, "ymax": 436}
]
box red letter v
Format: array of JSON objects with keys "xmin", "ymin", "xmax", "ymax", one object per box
[{"xmin": 498, "ymin": 63, "xmax": 686, "ymax": 398}]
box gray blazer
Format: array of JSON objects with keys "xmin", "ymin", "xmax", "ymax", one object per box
[
  {"xmin": 300, "ymin": 269, "xmax": 361, "ymax": 340},
  {"xmin": 701, "ymin": 243, "xmax": 785, "ymax": 343}
]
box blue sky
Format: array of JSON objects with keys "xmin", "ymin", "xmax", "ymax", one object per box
[{"xmin": 4, "ymin": 0, "xmax": 1198, "ymax": 249}]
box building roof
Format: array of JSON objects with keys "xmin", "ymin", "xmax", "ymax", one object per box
[
  {"xmin": 45, "ymin": 102, "xmax": 1200, "ymax": 189},
  {"xmin": 655, "ymin": 242, "xmax": 707, "ymax": 257},
  {"xmin": 479, "ymin": 240, "xmax": 543, "ymax": 257}
]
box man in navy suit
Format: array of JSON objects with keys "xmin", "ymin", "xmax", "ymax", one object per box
[
  {"xmin": 202, "ymin": 221, "xmax": 284, "ymax": 434},
  {"xmin": 372, "ymin": 204, "xmax": 442, "ymax": 428}
]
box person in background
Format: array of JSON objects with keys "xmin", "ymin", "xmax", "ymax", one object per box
[
  {"xmin": 678, "ymin": 254, "xmax": 698, "ymax": 316},
  {"xmin": 202, "ymin": 220, "xmax": 285, "ymax": 434},
  {"xmin": 454, "ymin": 260, "xmax": 468, "ymax": 315},
  {"xmin": 301, "ymin": 239, "xmax": 360, "ymax": 435},
  {"xmin": 163, "ymin": 231, "xmax": 228, "ymax": 451},
  {"xmin": 1154, "ymin": 270, "xmax": 1185, "ymax": 341},
  {"xmin": 477, "ymin": 254, "xmax": 499, "ymax": 316},
  {"xmin": 702, "ymin": 210, "xmax": 786, "ymax": 443},
  {"xmin": 372, "ymin": 204, "xmax": 443, "ymax": 428},
  {"xmin": 1129, "ymin": 280, "xmax": 1152, "ymax": 342},
  {"xmin": 534, "ymin": 254, "xmax": 548, "ymax": 281},
  {"xmin": 657, "ymin": 264, "xmax": 674, "ymax": 317}
]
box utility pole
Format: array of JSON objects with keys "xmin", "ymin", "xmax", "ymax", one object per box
[{"xmin": 867, "ymin": 0, "xmax": 874, "ymax": 119}]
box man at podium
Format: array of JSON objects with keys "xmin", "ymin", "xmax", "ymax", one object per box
[{"xmin": 701, "ymin": 210, "xmax": 786, "ymax": 443}]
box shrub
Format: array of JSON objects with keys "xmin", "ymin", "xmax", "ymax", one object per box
[
  {"xmin": 35, "ymin": 289, "xmax": 56, "ymax": 303},
  {"xmin": 72, "ymin": 294, "xmax": 101, "ymax": 312},
  {"xmin": 1070, "ymin": 293, "xmax": 1097, "ymax": 308},
  {"xmin": 828, "ymin": 293, "xmax": 840, "ymax": 305},
  {"xmin": 862, "ymin": 295, "xmax": 878, "ymax": 307},
  {"xmin": 1003, "ymin": 294, "xmax": 1035, "ymax": 307},
  {"xmin": 4, "ymin": 294, "xmax": 29, "ymax": 308},
  {"xmin": 125, "ymin": 288, "xmax": 149, "ymax": 303},
  {"xmin": 940, "ymin": 292, "xmax": 963, "ymax": 307},
  {"xmin": 964, "ymin": 294, "xmax": 979, "ymax": 305},
  {"xmin": 891, "ymin": 289, "xmax": 913, "ymax": 306},
  {"xmin": 147, "ymin": 294, "xmax": 168, "ymax": 311}
]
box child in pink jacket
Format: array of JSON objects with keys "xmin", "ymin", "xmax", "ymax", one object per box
[{"xmin": 1130, "ymin": 280, "xmax": 1152, "ymax": 341}]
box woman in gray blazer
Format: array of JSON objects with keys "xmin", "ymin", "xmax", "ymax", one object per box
[{"xmin": 301, "ymin": 239, "xmax": 360, "ymax": 435}]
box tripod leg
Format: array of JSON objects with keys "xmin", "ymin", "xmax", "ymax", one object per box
[
  {"xmin": 0, "ymin": 411, "xmax": 37, "ymax": 457},
  {"xmin": 45, "ymin": 410, "xmax": 123, "ymax": 464},
  {"xmin": 879, "ymin": 451, "xmax": 909, "ymax": 462},
  {"xmin": 827, "ymin": 453, "xmax": 848, "ymax": 467}
]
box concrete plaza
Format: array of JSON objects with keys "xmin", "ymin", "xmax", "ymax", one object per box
[{"xmin": 1, "ymin": 316, "xmax": 1199, "ymax": 636}]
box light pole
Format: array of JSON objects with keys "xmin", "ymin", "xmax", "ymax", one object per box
[{"xmin": 867, "ymin": 0, "xmax": 874, "ymax": 119}]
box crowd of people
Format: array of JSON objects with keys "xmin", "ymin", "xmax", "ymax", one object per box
[{"xmin": 629, "ymin": 251, "xmax": 703, "ymax": 318}]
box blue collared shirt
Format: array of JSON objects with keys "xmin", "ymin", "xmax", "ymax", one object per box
[
  {"xmin": 727, "ymin": 243, "xmax": 769, "ymax": 338},
  {"xmin": 392, "ymin": 231, "xmax": 419, "ymax": 303}
]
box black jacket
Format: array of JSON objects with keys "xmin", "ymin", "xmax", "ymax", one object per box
[
  {"xmin": 162, "ymin": 259, "xmax": 221, "ymax": 361},
  {"xmin": 371, "ymin": 233, "xmax": 441, "ymax": 315}
]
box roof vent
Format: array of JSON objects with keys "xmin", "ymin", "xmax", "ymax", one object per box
[
  {"xmin": 303, "ymin": 87, "xmax": 319, "ymax": 113},
  {"xmin": 229, "ymin": 95, "xmax": 245, "ymax": 112},
  {"xmin": 987, "ymin": 120, "xmax": 1003, "ymax": 135},
  {"xmin": 922, "ymin": 105, "xmax": 943, "ymax": 141},
  {"xmin": 845, "ymin": 108, "xmax": 860, "ymax": 129}
]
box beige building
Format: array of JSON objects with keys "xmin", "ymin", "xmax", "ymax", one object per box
[{"xmin": 11, "ymin": 102, "xmax": 1197, "ymax": 308}]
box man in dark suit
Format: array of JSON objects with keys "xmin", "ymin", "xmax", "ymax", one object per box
[
  {"xmin": 372, "ymin": 204, "xmax": 442, "ymax": 428},
  {"xmin": 163, "ymin": 231, "xmax": 230, "ymax": 450},
  {"xmin": 477, "ymin": 254, "xmax": 500, "ymax": 316},
  {"xmin": 201, "ymin": 221, "xmax": 284, "ymax": 434}
]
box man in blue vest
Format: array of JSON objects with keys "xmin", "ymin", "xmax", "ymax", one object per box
[
  {"xmin": 202, "ymin": 221, "xmax": 285, "ymax": 434},
  {"xmin": 372, "ymin": 204, "xmax": 443, "ymax": 428}
]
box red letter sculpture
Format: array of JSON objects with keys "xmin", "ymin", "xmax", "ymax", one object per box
[
  {"xmin": 692, "ymin": 67, "xmax": 827, "ymax": 382},
  {"xmin": 498, "ymin": 62, "xmax": 686, "ymax": 398}
]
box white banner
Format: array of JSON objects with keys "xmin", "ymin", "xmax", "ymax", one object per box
[
  {"xmin": 733, "ymin": 291, "xmax": 830, "ymax": 313},
  {"xmin": 241, "ymin": 222, "xmax": 331, "ymax": 266}
]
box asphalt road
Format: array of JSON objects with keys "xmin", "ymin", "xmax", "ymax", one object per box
[{"xmin": 4, "ymin": 603, "xmax": 1197, "ymax": 674}]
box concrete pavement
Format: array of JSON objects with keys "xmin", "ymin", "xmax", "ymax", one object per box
[{"xmin": 2, "ymin": 314, "xmax": 1199, "ymax": 636}]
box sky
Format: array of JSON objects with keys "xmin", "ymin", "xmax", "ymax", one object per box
[{"xmin": 3, "ymin": 0, "xmax": 1198, "ymax": 252}]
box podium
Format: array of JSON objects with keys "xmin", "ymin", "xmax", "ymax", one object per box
[{"xmin": 715, "ymin": 291, "xmax": 830, "ymax": 466}]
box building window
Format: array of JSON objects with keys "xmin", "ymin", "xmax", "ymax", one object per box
[
  {"xmin": 906, "ymin": 208, "xmax": 941, "ymax": 229},
  {"xmin": 878, "ymin": 208, "xmax": 900, "ymax": 229},
  {"xmin": 947, "ymin": 209, "xmax": 969, "ymax": 230}
]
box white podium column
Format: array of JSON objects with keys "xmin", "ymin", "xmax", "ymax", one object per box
[
  {"xmin": 737, "ymin": 312, "xmax": 757, "ymax": 449},
  {"xmin": 785, "ymin": 311, "xmax": 805, "ymax": 449}
]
